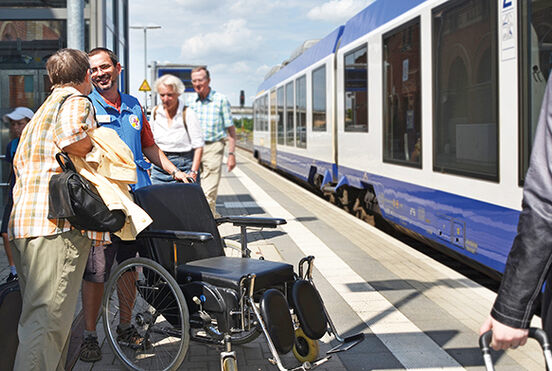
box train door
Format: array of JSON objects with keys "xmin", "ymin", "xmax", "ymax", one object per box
[
  {"xmin": 270, "ymin": 89, "xmax": 277, "ymax": 168},
  {"xmin": 519, "ymin": 0, "xmax": 552, "ymax": 184}
]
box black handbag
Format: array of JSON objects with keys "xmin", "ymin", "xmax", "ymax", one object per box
[{"xmin": 48, "ymin": 152, "xmax": 126, "ymax": 232}]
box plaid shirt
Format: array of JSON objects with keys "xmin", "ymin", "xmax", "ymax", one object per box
[
  {"xmin": 187, "ymin": 89, "xmax": 233, "ymax": 142},
  {"xmin": 9, "ymin": 86, "xmax": 109, "ymax": 244}
]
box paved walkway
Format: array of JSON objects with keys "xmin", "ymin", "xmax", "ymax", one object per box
[{"xmin": 1, "ymin": 148, "xmax": 545, "ymax": 370}]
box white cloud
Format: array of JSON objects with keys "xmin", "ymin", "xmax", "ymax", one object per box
[
  {"xmin": 307, "ymin": 0, "xmax": 373, "ymax": 22},
  {"xmin": 181, "ymin": 19, "xmax": 262, "ymax": 60},
  {"xmin": 173, "ymin": 0, "xmax": 222, "ymax": 12}
]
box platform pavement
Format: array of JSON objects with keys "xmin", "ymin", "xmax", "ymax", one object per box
[
  {"xmin": 66, "ymin": 168, "xmax": 349, "ymax": 371},
  {"xmin": 1, "ymin": 148, "xmax": 544, "ymax": 370}
]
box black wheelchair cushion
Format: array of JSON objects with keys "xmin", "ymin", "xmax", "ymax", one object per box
[
  {"xmin": 291, "ymin": 280, "xmax": 328, "ymax": 340},
  {"xmin": 176, "ymin": 256, "xmax": 294, "ymax": 292},
  {"xmin": 260, "ymin": 289, "xmax": 294, "ymax": 354},
  {"xmin": 134, "ymin": 184, "xmax": 225, "ymax": 273}
]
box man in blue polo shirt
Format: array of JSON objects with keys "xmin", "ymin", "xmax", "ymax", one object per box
[{"xmin": 78, "ymin": 47, "xmax": 188, "ymax": 362}]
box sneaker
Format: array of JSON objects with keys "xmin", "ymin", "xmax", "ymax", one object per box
[
  {"xmin": 116, "ymin": 325, "xmax": 152, "ymax": 349},
  {"xmin": 6, "ymin": 273, "xmax": 17, "ymax": 283},
  {"xmin": 79, "ymin": 335, "xmax": 102, "ymax": 362}
]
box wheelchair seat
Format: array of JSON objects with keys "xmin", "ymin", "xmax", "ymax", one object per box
[
  {"xmin": 134, "ymin": 183, "xmax": 294, "ymax": 292},
  {"xmin": 176, "ymin": 256, "xmax": 294, "ymax": 292}
]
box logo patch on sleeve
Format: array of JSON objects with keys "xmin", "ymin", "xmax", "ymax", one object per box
[{"xmin": 129, "ymin": 114, "xmax": 141, "ymax": 130}]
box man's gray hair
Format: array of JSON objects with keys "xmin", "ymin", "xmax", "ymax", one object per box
[
  {"xmin": 154, "ymin": 74, "xmax": 185, "ymax": 95},
  {"xmin": 46, "ymin": 48, "xmax": 90, "ymax": 89}
]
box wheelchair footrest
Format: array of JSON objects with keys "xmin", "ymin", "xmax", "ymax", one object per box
[{"xmin": 327, "ymin": 333, "xmax": 365, "ymax": 354}]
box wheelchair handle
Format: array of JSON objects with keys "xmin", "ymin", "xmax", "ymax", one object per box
[
  {"xmin": 298, "ymin": 256, "xmax": 315, "ymax": 280},
  {"xmin": 479, "ymin": 328, "xmax": 552, "ymax": 370}
]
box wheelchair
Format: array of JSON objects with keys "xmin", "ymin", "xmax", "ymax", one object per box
[{"xmin": 102, "ymin": 183, "xmax": 364, "ymax": 371}]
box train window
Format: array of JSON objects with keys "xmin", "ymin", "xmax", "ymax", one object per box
[
  {"xmin": 344, "ymin": 45, "xmax": 368, "ymax": 132},
  {"xmin": 519, "ymin": 0, "xmax": 552, "ymax": 185},
  {"xmin": 433, "ymin": 0, "xmax": 498, "ymax": 181},
  {"xmin": 296, "ymin": 75, "xmax": 307, "ymax": 148},
  {"xmin": 253, "ymin": 100, "xmax": 257, "ymax": 131},
  {"xmin": 263, "ymin": 95, "xmax": 269, "ymax": 131},
  {"xmin": 270, "ymin": 89, "xmax": 277, "ymax": 135},
  {"xmin": 285, "ymin": 81, "xmax": 295, "ymax": 146},
  {"xmin": 277, "ymin": 87, "xmax": 284, "ymax": 144},
  {"xmin": 312, "ymin": 65, "xmax": 327, "ymax": 131},
  {"xmin": 383, "ymin": 19, "xmax": 421, "ymax": 167}
]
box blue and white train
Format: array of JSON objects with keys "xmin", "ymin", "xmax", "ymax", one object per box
[{"xmin": 253, "ymin": 0, "xmax": 552, "ymax": 277}]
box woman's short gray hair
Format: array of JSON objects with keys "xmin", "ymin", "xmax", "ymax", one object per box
[{"xmin": 154, "ymin": 74, "xmax": 185, "ymax": 95}]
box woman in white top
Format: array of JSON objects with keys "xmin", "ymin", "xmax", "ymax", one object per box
[{"xmin": 150, "ymin": 74, "xmax": 204, "ymax": 183}]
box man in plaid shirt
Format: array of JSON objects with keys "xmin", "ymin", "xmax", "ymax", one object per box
[
  {"xmin": 188, "ymin": 66, "xmax": 236, "ymax": 216},
  {"xmin": 8, "ymin": 49, "xmax": 108, "ymax": 370}
]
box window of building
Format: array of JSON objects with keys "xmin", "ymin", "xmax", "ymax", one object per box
[
  {"xmin": 296, "ymin": 75, "xmax": 307, "ymax": 148},
  {"xmin": 383, "ymin": 19, "xmax": 421, "ymax": 167},
  {"xmin": 106, "ymin": 0, "xmax": 114, "ymax": 28},
  {"xmin": 312, "ymin": 65, "xmax": 326, "ymax": 131},
  {"xmin": 344, "ymin": 45, "xmax": 368, "ymax": 132},
  {"xmin": 433, "ymin": 0, "xmax": 498, "ymax": 180},
  {"xmin": 0, "ymin": 20, "xmax": 66, "ymax": 67},
  {"xmin": 117, "ymin": 0, "xmax": 126, "ymax": 42},
  {"xmin": 285, "ymin": 81, "xmax": 294, "ymax": 146},
  {"xmin": 519, "ymin": 0, "xmax": 552, "ymax": 185},
  {"xmin": 277, "ymin": 86, "xmax": 284, "ymax": 144}
]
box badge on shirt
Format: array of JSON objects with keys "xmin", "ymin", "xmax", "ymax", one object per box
[
  {"xmin": 97, "ymin": 115, "xmax": 111, "ymax": 124},
  {"xmin": 129, "ymin": 114, "xmax": 141, "ymax": 130}
]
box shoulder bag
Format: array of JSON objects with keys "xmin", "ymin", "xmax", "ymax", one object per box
[{"xmin": 48, "ymin": 152, "xmax": 125, "ymax": 232}]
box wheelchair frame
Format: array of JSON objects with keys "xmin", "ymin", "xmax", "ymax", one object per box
[{"xmin": 101, "ymin": 185, "xmax": 364, "ymax": 371}]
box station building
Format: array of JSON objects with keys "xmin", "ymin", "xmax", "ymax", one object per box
[{"xmin": 0, "ymin": 0, "xmax": 129, "ymax": 205}]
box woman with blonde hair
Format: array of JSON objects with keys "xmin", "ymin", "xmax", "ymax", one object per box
[{"xmin": 150, "ymin": 74, "xmax": 204, "ymax": 183}]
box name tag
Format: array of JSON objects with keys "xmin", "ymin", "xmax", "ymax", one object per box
[{"xmin": 97, "ymin": 115, "xmax": 111, "ymax": 124}]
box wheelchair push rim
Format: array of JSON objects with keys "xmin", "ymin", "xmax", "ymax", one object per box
[{"xmin": 102, "ymin": 257, "xmax": 190, "ymax": 371}]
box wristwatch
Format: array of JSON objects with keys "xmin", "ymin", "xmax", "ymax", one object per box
[
  {"xmin": 228, "ymin": 152, "xmax": 235, "ymax": 156},
  {"xmin": 189, "ymin": 170, "xmax": 198, "ymax": 176},
  {"xmin": 171, "ymin": 169, "xmax": 179, "ymax": 179}
]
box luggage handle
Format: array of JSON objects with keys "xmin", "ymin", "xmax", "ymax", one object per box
[{"xmin": 479, "ymin": 328, "xmax": 552, "ymax": 370}]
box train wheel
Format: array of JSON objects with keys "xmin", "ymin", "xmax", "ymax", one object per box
[
  {"xmin": 292, "ymin": 328, "xmax": 319, "ymax": 363},
  {"xmin": 339, "ymin": 187, "xmax": 350, "ymax": 211}
]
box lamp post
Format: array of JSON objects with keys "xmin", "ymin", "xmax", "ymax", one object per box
[{"xmin": 130, "ymin": 25, "xmax": 161, "ymax": 112}]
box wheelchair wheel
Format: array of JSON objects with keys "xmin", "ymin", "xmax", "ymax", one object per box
[
  {"xmin": 293, "ymin": 328, "xmax": 319, "ymax": 363},
  {"xmin": 102, "ymin": 257, "xmax": 189, "ymax": 371},
  {"xmin": 222, "ymin": 356, "xmax": 238, "ymax": 371},
  {"xmin": 229, "ymin": 324, "xmax": 262, "ymax": 345}
]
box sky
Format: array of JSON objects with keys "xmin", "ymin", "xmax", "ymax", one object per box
[{"xmin": 128, "ymin": 0, "xmax": 375, "ymax": 108}]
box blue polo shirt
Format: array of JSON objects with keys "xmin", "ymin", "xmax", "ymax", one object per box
[{"xmin": 89, "ymin": 88, "xmax": 152, "ymax": 190}]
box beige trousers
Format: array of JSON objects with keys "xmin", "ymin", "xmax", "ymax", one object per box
[
  {"xmin": 11, "ymin": 229, "xmax": 91, "ymax": 371},
  {"xmin": 200, "ymin": 140, "xmax": 225, "ymax": 216}
]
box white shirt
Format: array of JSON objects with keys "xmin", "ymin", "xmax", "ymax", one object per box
[{"xmin": 150, "ymin": 100, "xmax": 204, "ymax": 152}]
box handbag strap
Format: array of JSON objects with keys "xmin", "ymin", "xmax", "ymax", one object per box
[
  {"xmin": 55, "ymin": 152, "xmax": 77, "ymax": 173},
  {"xmin": 54, "ymin": 94, "xmax": 98, "ymax": 173}
]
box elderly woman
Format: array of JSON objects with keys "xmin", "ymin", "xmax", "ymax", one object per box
[{"xmin": 150, "ymin": 74, "xmax": 204, "ymax": 183}]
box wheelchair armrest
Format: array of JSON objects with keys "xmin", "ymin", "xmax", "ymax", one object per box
[
  {"xmin": 138, "ymin": 229, "xmax": 213, "ymax": 242},
  {"xmin": 215, "ymin": 216, "xmax": 287, "ymax": 228}
]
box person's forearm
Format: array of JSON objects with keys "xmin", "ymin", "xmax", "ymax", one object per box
[
  {"xmin": 191, "ymin": 147, "xmax": 203, "ymax": 172},
  {"xmin": 143, "ymin": 144, "xmax": 178, "ymax": 173},
  {"xmin": 63, "ymin": 136, "xmax": 93, "ymax": 157},
  {"xmin": 227, "ymin": 126, "xmax": 236, "ymax": 152}
]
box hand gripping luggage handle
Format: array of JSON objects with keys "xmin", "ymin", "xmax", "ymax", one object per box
[{"xmin": 479, "ymin": 328, "xmax": 552, "ymax": 370}]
